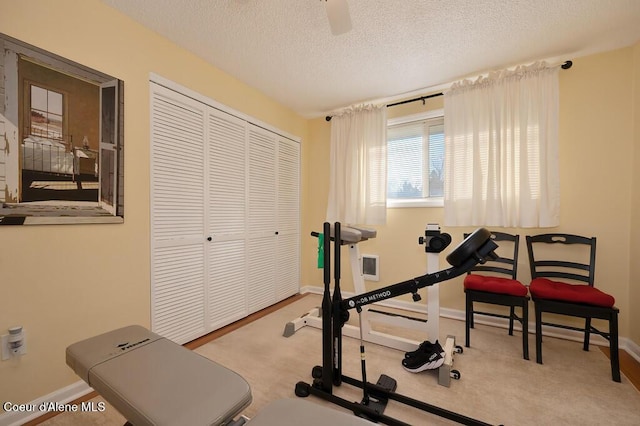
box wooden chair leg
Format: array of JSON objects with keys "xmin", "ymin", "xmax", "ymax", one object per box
[
  {"xmin": 535, "ymin": 303, "xmax": 543, "ymax": 364},
  {"xmin": 508, "ymin": 306, "xmax": 515, "ymax": 336},
  {"xmin": 583, "ymin": 317, "xmax": 592, "ymax": 351},
  {"xmin": 465, "ymin": 293, "xmax": 472, "ymax": 348},
  {"xmin": 610, "ymin": 311, "xmax": 621, "ymax": 382},
  {"xmin": 522, "ymin": 301, "xmax": 529, "ymax": 360}
]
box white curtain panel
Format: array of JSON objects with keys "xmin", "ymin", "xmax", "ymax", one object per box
[
  {"xmin": 326, "ymin": 104, "xmax": 387, "ymax": 225},
  {"xmin": 443, "ymin": 62, "xmax": 560, "ymax": 228}
]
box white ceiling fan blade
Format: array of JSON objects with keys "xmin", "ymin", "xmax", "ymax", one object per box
[{"xmin": 325, "ymin": 0, "xmax": 352, "ymax": 35}]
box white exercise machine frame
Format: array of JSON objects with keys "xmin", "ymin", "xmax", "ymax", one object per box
[{"xmin": 284, "ymin": 223, "xmax": 462, "ymax": 386}]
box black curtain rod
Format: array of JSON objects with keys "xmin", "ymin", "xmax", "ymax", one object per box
[
  {"xmin": 325, "ymin": 60, "xmax": 573, "ymax": 121},
  {"xmin": 325, "ymin": 93, "xmax": 442, "ymax": 122}
]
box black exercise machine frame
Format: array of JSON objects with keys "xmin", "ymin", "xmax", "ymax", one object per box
[{"xmin": 295, "ymin": 222, "xmax": 500, "ymax": 426}]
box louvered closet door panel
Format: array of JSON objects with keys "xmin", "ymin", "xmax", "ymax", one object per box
[
  {"xmin": 247, "ymin": 125, "xmax": 277, "ymax": 312},
  {"xmin": 150, "ymin": 84, "xmax": 206, "ymax": 344},
  {"xmin": 207, "ymin": 109, "xmax": 248, "ymax": 328},
  {"xmin": 276, "ymin": 137, "xmax": 300, "ymax": 298}
]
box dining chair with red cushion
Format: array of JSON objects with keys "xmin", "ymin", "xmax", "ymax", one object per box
[
  {"xmin": 464, "ymin": 231, "xmax": 529, "ymax": 360},
  {"xmin": 525, "ymin": 233, "xmax": 620, "ymax": 382}
]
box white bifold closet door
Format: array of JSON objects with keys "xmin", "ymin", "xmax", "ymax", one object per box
[
  {"xmin": 246, "ymin": 126, "xmax": 301, "ymax": 312},
  {"xmin": 150, "ymin": 86, "xmax": 208, "ymax": 343},
  {"xmin": 150, "ymin": 81, "xmax": 300, "ymax": 344},
  {"xmin": 208, "ymin": 110, "xmax": 248, "ymax": 331},
  {"xmin": 276, "ymin": 137, "xmax": 302, "ymax": 300},
  {"xmin": 247, "ymin": 125, "xmax": 278, "ymax": 312}
]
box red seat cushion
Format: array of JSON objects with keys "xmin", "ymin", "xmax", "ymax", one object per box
[
  {"xmin": 464, "ymin": 274, "xmax": 528, "ymax": 297},
  {"xmin": 529, "ymin": 278, "xmax": 615, "ymax": 307}
]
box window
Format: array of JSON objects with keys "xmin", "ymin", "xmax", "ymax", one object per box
[
  {"xmin": 29, "ymin": 84, "xmax": 64, "ymax": 140},
  {"xmin": 387, "ymin": 110, "xmax": 444, "ymax": 207}
]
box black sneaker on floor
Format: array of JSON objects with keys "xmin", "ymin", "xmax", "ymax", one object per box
[
  {"xmin": 404, "ymin": 340, "xmax": 445, "ymax": 359},
  {"xmin": 401, "ymin": 349, "xmax": 444, "ymax": 373},
  {"xmin": 404, "ymin": 340, "xmax": 434, "ymax": 359},
  {"xmin": 432, "ymin": 340, "xmax": 445, "ymax": 357}
]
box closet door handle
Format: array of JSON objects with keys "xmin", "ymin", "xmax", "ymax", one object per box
[
  {"xmin": 275, "ymin": 231, "xmax": 279, "ymax": 235},
  {"xmin": 207, "ymin": 236, "xmax": 212, "ymax": 241}
]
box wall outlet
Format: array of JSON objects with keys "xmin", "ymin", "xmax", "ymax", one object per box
[{"xmin": 1, "ymin": 331, "xmax": 27, "ymax": 361}]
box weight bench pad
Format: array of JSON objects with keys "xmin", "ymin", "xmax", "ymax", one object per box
[
  {"xmin": 347, "ymin": 225, "xmax": 377, "ymax": 240},
  {"xmin": 330, "ymin": 225, "xmax": 362, "ymax": 243},
  {"xmin": 66, "ymin": 325, "xmax": 251, "ymax": 426}
]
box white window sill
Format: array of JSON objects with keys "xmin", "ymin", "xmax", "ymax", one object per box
[{"xmin": 387, "ymin": 198, "xmax": 444, "ymax": 208}]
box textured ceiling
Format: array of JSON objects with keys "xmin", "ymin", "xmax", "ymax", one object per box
[{"xmin": 100, "ymin": 0, "xmax": 640, "ymax": 118}]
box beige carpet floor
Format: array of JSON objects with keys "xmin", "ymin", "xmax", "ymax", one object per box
[{"xmin": 41, "ymin": 294, "xmax": 640, "ymax": 425}]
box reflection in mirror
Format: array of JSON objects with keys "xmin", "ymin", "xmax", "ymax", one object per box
[{"xmin": 0, "ymin": 33, "xmax": 124, "ymax": 225}]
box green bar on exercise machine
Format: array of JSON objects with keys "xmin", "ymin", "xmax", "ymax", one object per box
[{"xmin": 317, "ymin": 233, "xmax": 324, "ymax": 268}]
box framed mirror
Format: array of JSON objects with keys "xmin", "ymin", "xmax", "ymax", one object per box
[{"xmin": 0, "ymin": 33, "xmax": 124, "ymax": 225}]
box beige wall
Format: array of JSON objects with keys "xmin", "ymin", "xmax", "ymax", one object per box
[
  {"xmin": 301, "ymin": 46, "xmax": 639, "ymax": 347},
  {"xmin": 0, "ymin": 0, "xmax": 308, "ymax": 405},
  {"xmin": 631, "ymin": 42, "xmax": 640, "ymax": 346}
]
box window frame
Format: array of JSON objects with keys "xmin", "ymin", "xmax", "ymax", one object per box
[
  {"xmin": 27, "ymin": 82, "xmax": 66, "ymax": 140},
  {"xmin": 386, "ymin": 109, "xmax": 444, "ymax": 209}
]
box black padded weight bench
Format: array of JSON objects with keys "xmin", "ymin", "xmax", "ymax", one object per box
[{"xmin": 66, "ymin": 325, "xmax": 371, "ymax": 425}]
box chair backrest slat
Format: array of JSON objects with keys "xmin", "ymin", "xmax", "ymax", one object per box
[
  {"xmin": 534, "ymin": 271, "xmax": 591, "ymax": 283},
  {"xmin": 534, "ymin": 260, "xmax": 590, "ymax": 271}
]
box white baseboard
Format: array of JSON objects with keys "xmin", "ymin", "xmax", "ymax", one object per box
[
  {"xmin": 299, "ymin": 286, "xmax": 640, "ymax": 362},
  {"xmin": 623, "ymin": 338, "xmax": 640, "ymax": 363},
  {"xmin": 0, "ymin": 381, "xmax": 92, "ymax": 426}
]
